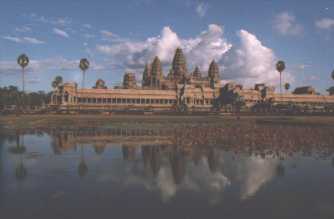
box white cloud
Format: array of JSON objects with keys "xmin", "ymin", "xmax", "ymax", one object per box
[
  {"xmin": 196, "ymin": 2, "xmax": 209, "ymax": 17},
  {"xmin": 0, "ymin": 57, "xmax": 104, "ymax": 76},
  {"xmin": 101, "ymin": 30, "xmax": 114, "ymax": 38},
  {"xmin": 22, "ymin": 37, "xmax": 45, "ymax": 44},
  {"xmin": 184, "ymin": 24, "xmax": 232, "ymax": 70},
  {"xmin": 96, "ymin": 24, "xmax": 231, "ymax": 72},
  {"xmin": 315, "ymin": 18, "xmax": 334, "ymax": 30},
  {"xmin": 82, "ymin": 33, "xmax": 95, "ymax": 39},
  {"xmin": 53, "ymin": 28, "xmax": 69, "ymax": 38},
  {"xmin": 2, "ymin": 36, "xmax": 22, "ymax": 43},
  {"xmin": 30, "ymin": 14, "xmax": 71, "ymax": 27},
  {"xmin": 55, "ymin": 17, "xmax": 72, "ymax": 26},
  {"xmin": 222, "ymin": 29, "xmax": 294, "ymax": 88},
  {"xmin": 83, "ymin": 24, "xmax": 92, "ymax": 29},
  {"xmin": 95, "ymin": 24, "xmax": 291, "ymax": 88},
  {"xmin": 15, "ymin": 26, "xmax": 32, "ymax": 33},
  {"xmin": 2, "ymin": 36, "xmax": 45, "ymax": 44},
  {"xmin": 274, "ymin": 12, "xmax": 303, "ymax": 36},
  {"xmin": 237, "ymin": 156, "xmax": 278, "ymax": 199}
]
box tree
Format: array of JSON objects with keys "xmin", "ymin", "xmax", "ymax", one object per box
[
  {"xmin": 78, "ymin": 145, "xmax": 88, "ymax": 178},
  {"xmin": 284, "ymin": 83, "xmax": 290, "ymax": 93},
  {"xmin": 332, "ymin": 70, "xmax": 334, "ymax": 80},
  {"xmin": 276, "ymin": 61, "xmax": 286, "ymax": 95},
  {"xmin": 52, "ymin": 76, "xmax": 63, "ymax": 89},
  {"xmin": 17, "ymin": 54, "xmax": 29, "ymax": 92},
  {"xmin": 79, "ymin": 58, "xmax": 90, "ymax": 89}
]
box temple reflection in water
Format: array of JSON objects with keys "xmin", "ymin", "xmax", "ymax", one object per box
[{"xmin": 1, "ymin": 124, "xmax": 334, "ymax": 217}]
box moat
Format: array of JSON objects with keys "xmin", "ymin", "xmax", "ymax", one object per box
[{"xmin": 1, "ymin": 119, "xmax": 334, "ymax": 219}]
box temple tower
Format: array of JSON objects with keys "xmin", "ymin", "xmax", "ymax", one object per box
[
  {"xmin": 94, "ymin": 79, "xmax": 107, "ymax": 89},
  {"xmin": 150, "ymin": 56, "xmax": 163, "ymax": 88},
  {"xmin": 142, "ymin": 63, "xmax": 151, "ymax": 87},
  {"xmin": 192, "ymin": 66, "xmax": 202, "ymax": 80},
  {"xmin": 123, "ymin": 73, "xmax": 137, "ymax": 89},
  {"xmin": 208, "ymin": 60, "xmax": 220, "ymax": 89},
  {"xmin": 171, "ymin": 48, "xmax": 188, "ymax": 82}
]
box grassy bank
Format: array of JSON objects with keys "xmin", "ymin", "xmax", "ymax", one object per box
[{"xmin": 0, "ymin": 114, "xmax": 334, "ymax": 130}]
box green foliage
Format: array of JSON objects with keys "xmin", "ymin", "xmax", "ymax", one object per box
[
  {"xmin": 276, "ymin": 60, "xmax": 286, "ymax": 73},
  {"xmin": 79, "ymin": 58, "xmax": 90, "ymax": 71},
  {"xmin": 284, "ymin": 83, "xmax": 290, "ymax": 91},
  {"xmin": 17, "ymin": 54, "xmax": 29, "ymax": 68},
  {"xmin": 52, "ymin": 76, "xmax": 63, "ymax": 88},
  {"xmin": 0, "ymin": 86, "xmax": 51, "ymax": 107}
]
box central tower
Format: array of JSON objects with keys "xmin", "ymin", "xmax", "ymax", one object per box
[{"xmin": 171, "ymin": 48, "xmax": 188, "ymax": 82}]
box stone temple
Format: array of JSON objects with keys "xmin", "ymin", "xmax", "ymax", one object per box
[{"xmin": 50, "ymin": 48, "xmax": 334, "ymax": 113}]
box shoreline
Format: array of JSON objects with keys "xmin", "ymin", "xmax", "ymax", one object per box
[{"xmin": 1, "ymin": 114, "xmax": 334, "ymax": 130}]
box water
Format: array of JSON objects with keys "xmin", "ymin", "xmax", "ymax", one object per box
[{"xmin": 1, "ymin": 122, "xmax": 334, "ymax": 219}]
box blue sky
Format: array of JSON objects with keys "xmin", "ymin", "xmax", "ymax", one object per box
[{"xmin": 0, "ymin": 0, "xmax": 333, "ymax": 93}]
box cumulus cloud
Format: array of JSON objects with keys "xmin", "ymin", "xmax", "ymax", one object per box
[
  {"xmin": 196, "ymin": 2, "xmax": 209, "ymax": 17},
  {"xmin": 315, "ymin": 18, "xmax": 334, "ymax": 30},
  {"xmin": 184, "ymin": 24, "xmax": 232, "ymax": 70},
  {"xmin": 2, "ymin": 36, "xmax": 45, "ymax": 44},
  {"xmin": 237, "ymin": 156, "xmax": 278, "ymax": 199},
  {"xmin": 53, "ymin": 28, "xmax": 69, "ymax": 38},
  {"xmin": 274, "ymin": 12, "xmax": 303, "ymax": 36},
  {"xmin": 96, "ymin": 24, "xmax": 231, "ymax": 72},
  {"xmin": 222, "ymin": 29, "xmax": 293, "ymax": 87},
  {"xmin": 97, "ymin": 26, "xmax": 181, "ymax": 70},
  {"xmin": 95, "ymin": 24, "xmax": 291, "ymax": 87}
]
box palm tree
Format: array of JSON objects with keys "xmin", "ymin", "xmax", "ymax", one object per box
[
  {"xmin": 8, "ymin": 130, "xmax": 27, "ymax": 181},
  {"xmin": 17, "ymin": 54, "xmax": 29, "ymax": 93},
  {"xmin": 276, "ymin": 61, "xmax": 286, "ymax": 95},
  {"xmin": 52, "ymin": 76, "xmax": 63, "ymax": 89},
  {"xmin": 78, "ymin": 145, "xmax": 88, "ymax": 178},
  {"xmin": 284, "ymin": 83, "xmax": 290, "ymax": 93},
  {"xmin": 79, "ymin": 58, "xmax": 90, "ymax": 89}
]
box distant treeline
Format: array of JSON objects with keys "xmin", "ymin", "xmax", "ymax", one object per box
[{"xmin": 0, "ymin": 86, "xmax": 51, "ymax": 107}]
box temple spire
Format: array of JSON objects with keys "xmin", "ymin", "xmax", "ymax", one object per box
[
  {"xmin": 172, "ymin": 48, "xmax": 188, "ymax": 81},
  {"xmin": 151, "ymin": 56, "xmax": 163, "ymax": 88},
  {"xmin": 142, "ymin": 63, "xmax": 151, "ymax": 87},
  {"xmin": 208, "ymin": 60, "xmax": 220, "ymax": 88},
  {"xmin": 192, "ymin": 66, "xmax": 202, "ymax": 79}
]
